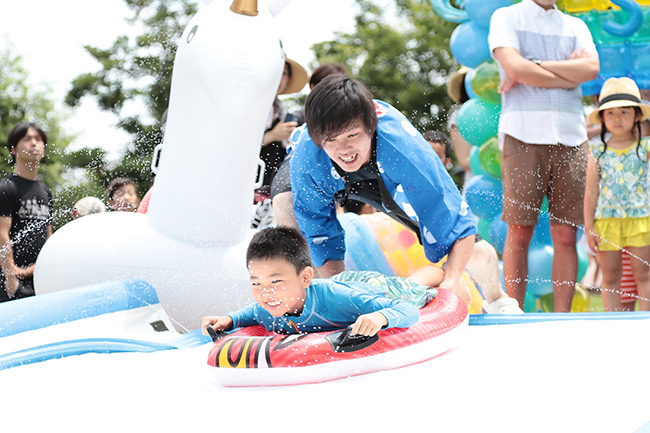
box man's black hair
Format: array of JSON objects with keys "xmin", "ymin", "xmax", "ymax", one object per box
[
  {"xmin": 305, "ymin": 75, "xmax": 377, "ymax": 147},
  {"xmin": 246, "ymin": 226, "xmax": 312, "ymax": 273},
  {"xmin": 7, "ymin": 122, "xmax": 47, "ymax": 164}
]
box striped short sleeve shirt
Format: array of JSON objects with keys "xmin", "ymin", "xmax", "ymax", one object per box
[{"xmin": 488, "ymin": 0, "xmax": 597, "ymax": 147}]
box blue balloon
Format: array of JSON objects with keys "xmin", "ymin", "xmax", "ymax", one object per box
[
  {"xmin": 464, "ymin": 68, "xmax": 478, "ymax": 99},
  {"xmin": 527, "ymin": 244, "xmax": 554, "ymax": 297},
  {"xmin": 464, "ymin": 0, "xmax": 513, "ymax": 29},
  {"xmin": 468, "ymin": 145, "xmax": 487, "ymax": 176},
  {"xmin": 429, "ymin": 0, "xmax": 469, "ymax": 23},
  {"xmin": 450, "ymin": 21, "xmax": 491, "ymax": 69},
  {"xmin": 489, "ymin": 213, "xmax": 508, "ymax": 255},
  {"xmin": 531, "ymin": 213, "xmax": 551, "ymax": 248},
  {"xmin": 464, "ymin": 174, "xmax": 503, "ymax": 221}
]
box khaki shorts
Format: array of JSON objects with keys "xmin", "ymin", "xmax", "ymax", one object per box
[{"xmin": 501, "ymin": 135, "xmax": 588, "ymax": 227}]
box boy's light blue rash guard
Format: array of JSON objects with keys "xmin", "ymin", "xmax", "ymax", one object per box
[
  {"xmin": 226, "ymin": 279, "xmax": 419, "ymax": 334},
  {"xmin": 289, "ymin": 100, "xmax": 477, "ymax": 268}
]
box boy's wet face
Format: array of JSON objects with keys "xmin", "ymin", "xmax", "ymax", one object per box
[
  {"xmin": 321, "ymin": 122, "xmax": 372, "ymax": 172},
  {"xmin": 109, "ymin": 184, "xmax": 140, "ymax": 212},
  {"xmin": 248, "ymin": 258, "xmax": 310, "ymax": 317}
]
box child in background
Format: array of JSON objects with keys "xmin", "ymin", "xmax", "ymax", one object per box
[
  {"xmin": 584, "ymin": 77, "xmax": 650, "ymax": 311},
  {"xmin": 106, "ymin": 177, "xmax": 140, "ymax": 212},
  {"xmin": 201, "ymin": 226, "xmax": 436, "ymax": 336}
]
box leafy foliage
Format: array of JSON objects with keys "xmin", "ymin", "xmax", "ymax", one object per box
[
  {"xmin": 65, "ymin": 0, "xmax": 199, "ymax": 195},
  {"xmin": 311, "ymin": 0, "xmax": 458, "ymax": 132}
]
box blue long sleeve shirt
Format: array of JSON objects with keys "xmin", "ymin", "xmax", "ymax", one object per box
[
  {"xmin": 289, "ymin": 100, "xmax": 477, "ymax": 267},
  {"xmin": 226, "ymin": 278, "xmax": 419, "ymax": 334}
]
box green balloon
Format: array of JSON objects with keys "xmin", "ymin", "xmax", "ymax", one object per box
[
  {"xmin": 469, "ymin": 145, "xmax": 487, "ymax": 176},
  {"xmin": 479, "ymin": 136, "xmax": 502, "ymax": 180},
  {"xmin": 472, "ymin": 60, "xmax": 501, "ymax": 104},
  {"xmin": 457, "ymin": 99, "xmax": 501, "ymax": 147}
]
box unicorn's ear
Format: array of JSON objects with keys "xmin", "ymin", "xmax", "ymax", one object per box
[{"xmin": 265, "ymin": 0, "xmax": 291, "ymax": 17}]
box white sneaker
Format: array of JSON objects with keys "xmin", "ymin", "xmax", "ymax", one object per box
[{"xmin": 483, "ymin": 297, "xmax": 524, "ymax": 314}]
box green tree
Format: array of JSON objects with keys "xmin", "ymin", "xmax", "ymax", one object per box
[
  {"xmin": 311, "ymin": 0, "xmax": 457, "ymax": 132},
  {"xmin": 65, "ymin": 0, "xmax": 199, "ymax": 195}
]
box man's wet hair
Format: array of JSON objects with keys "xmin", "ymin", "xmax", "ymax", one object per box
[
  {"xmin": 305, "ymin": 75, "xmax": 377, "ymax": 147},
  {"xmin": 7, "ymin": 122, "xmax": 47, "ymax": 164},
  {"xmin": 246, "ymin": 226, "xmax": 312, "ymax": 274},
  {"xmin": 106, "ymin": 177, "xmax": 135, "ymax": 201}
]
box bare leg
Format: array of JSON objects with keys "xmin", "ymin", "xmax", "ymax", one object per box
[
  {"xmin": 550, "ymin": 223, "xmax": 578, "ymax": 312},
  {"xmin": 598, "ymin": 250, "xmax": 623, "ymax": 312},
  {"xmin": 272, "ymin": 191, "xmax": 298, "ymax": 229},
  {"xmin": 465, "ymin": 240, "xmax": 506, "ymax": 303},
  {"xmin": 503, "ymin": 224, "xmax": 535, "ymax": 310},
  {"xmin": 408, "ymin": 265, "xmax": 444, "ymax": 288},
  {"xmin": 627, "ymin": 245, "xmax": 650, "ymax": 311}
]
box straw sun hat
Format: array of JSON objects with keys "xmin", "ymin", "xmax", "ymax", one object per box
[
  {"xmin": 447, "ymin": 66, "xmax": 469, "ymax": 103},
  {"xmin": 588, "ymin": 77, "xmax": 650, "ymax": 125},
  {"xmin": 279, "ymin": 57, "xmax": 308, "ymax": 95}
]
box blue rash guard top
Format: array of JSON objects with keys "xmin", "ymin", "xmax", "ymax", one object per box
[
  {"xmin": 289, "ymin": 99, "xmax": 477, "ymax": 268},
  {"xmin": 226, "ymin": 278, "xmax": 419, "ymax": 335}
]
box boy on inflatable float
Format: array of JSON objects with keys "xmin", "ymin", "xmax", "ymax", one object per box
[
  {"xmin": 202, "ymin": 226, "xmax": 435, "ymax": 336},
  {"xmin": 288, "ymin": 75, "xmax": 476, "ymax": 305}
]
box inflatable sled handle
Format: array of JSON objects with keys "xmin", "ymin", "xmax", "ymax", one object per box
[
  {"xmin": 206, "ymin": 325, "xmax": 227, "ymax": 343},
  {"xmin": 151, "ymin": 143, "xmax": 163, "ymax": 175},
  {"xmin": 325, "ymin": 325, "xmax": 379, "ymax": 353},
  {"xmin": 253, "ymin": 158, "xmax": 265, "ymax": 189}
]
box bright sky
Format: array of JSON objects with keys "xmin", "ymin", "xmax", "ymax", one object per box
[{"xmin": 0, "ymin": 0, "xmax": 355, "ymax": 160}]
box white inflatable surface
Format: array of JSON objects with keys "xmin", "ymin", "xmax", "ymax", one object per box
[{"xmin": 3, "ymin": 319, "xmax": 650, "ymax": 432}]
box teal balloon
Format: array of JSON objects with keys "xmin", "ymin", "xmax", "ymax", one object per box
[
  {"xmin": 471, "ymin": 60, "xmax": 501, "ymax": 104},
  {"xmin": 477, "ymin": 217, "xmax": 491, "ymax": 241},
  {"xmin": 524, "ymin": 290, "xmax": 539, "ymax": 313},
  {"xmin": 469, "ymin": 146, "xmax": 487, "ymax": 176},
  {"xmin": 577, "ymin": 244, "xmax": 588, "ymax": 282},
  {"xmin": 457, "ymin": 99, "xmax": 501, "ymax": 146},
  {"xmin": 478, "ymin": 136, "xmax": 502, "ymax": 180}
]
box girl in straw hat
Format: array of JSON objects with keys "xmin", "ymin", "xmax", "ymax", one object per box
[{"xmin": 584, "ymin": 77, "xmax": 650, "ymax": 311}]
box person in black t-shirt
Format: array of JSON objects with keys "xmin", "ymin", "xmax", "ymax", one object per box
[{"xmin": 0, "ymin": 122, "xmax": 53, "ymax": 302}]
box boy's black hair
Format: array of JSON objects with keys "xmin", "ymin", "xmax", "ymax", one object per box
[
  {"xmin": 305, "ymin": 75, "xmax": 377, "ymax": 147},
  {"xmin": 246, "ymin": 226, "xmax": 313, "ymax": 274},
  {"xmin": 106, "ymin": 177, "xmax": 135, "ymax": 201},
  {"xmin": 597, "ymin": 106, "xmax": 643, "ymax": 168},
  {"xmin": 423, "ymin": 130, "xmax": 452, "ymax": 159},
  {"xmin": 7, "ymin": 122, "xmax": 47, "ymax": 164}
]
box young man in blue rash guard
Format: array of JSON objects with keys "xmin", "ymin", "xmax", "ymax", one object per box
[
  {"xmin": 288, "ymin": 75, "xmax": 477, "ymax": 305},
  {"xmin": 201, "ymin": 226, "xmax": 430, "ymax": 336}
]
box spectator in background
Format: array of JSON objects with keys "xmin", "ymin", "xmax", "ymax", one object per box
[
  {"xmin": 106, "ymin": 177, "xmax": 140, "ymax": 212},
  {"xmin": 446, "ymin": 66, "xmax": 474, "ymax": 185},
  {"xmin": 72, "ymin": 196, "xmax": 106, "ymax": 219},
  {"xmin": 0, "ymin": 122, "xmax": 53, "ymax": 302},
  {"xmin": 255, "ymin": 57, "xmax": 308, "ymax": 204},
  {"xmin": 309, "ymin": 63, "xmax": 347, "ymax": 90},
  {"xmin": 489, "ymin": 0, "xmax": 599, "ymax": 311}
]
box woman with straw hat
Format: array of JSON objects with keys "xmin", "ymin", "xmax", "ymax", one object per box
[{"xmin": 584, "ymin": 77, "xmax": 650, "ymax": 312}]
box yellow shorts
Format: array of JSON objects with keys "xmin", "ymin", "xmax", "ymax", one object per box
[{"xmin": 595, "ymin": 216, "xmax": 650, "ymax": 252}]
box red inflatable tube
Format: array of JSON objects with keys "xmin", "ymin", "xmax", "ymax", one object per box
[{"xmin": 207, "ymin": 289, "xmax": 468, "ymax": 387}]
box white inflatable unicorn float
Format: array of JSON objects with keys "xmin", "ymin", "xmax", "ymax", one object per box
[{"xmin": 35, "ymin": 0, "xmax": 291, "ymax": 331}]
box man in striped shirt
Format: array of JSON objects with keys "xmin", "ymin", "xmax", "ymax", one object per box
[{"xmin": 488, "ymin": 0, "xmax": 599, "ymax": 311}]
